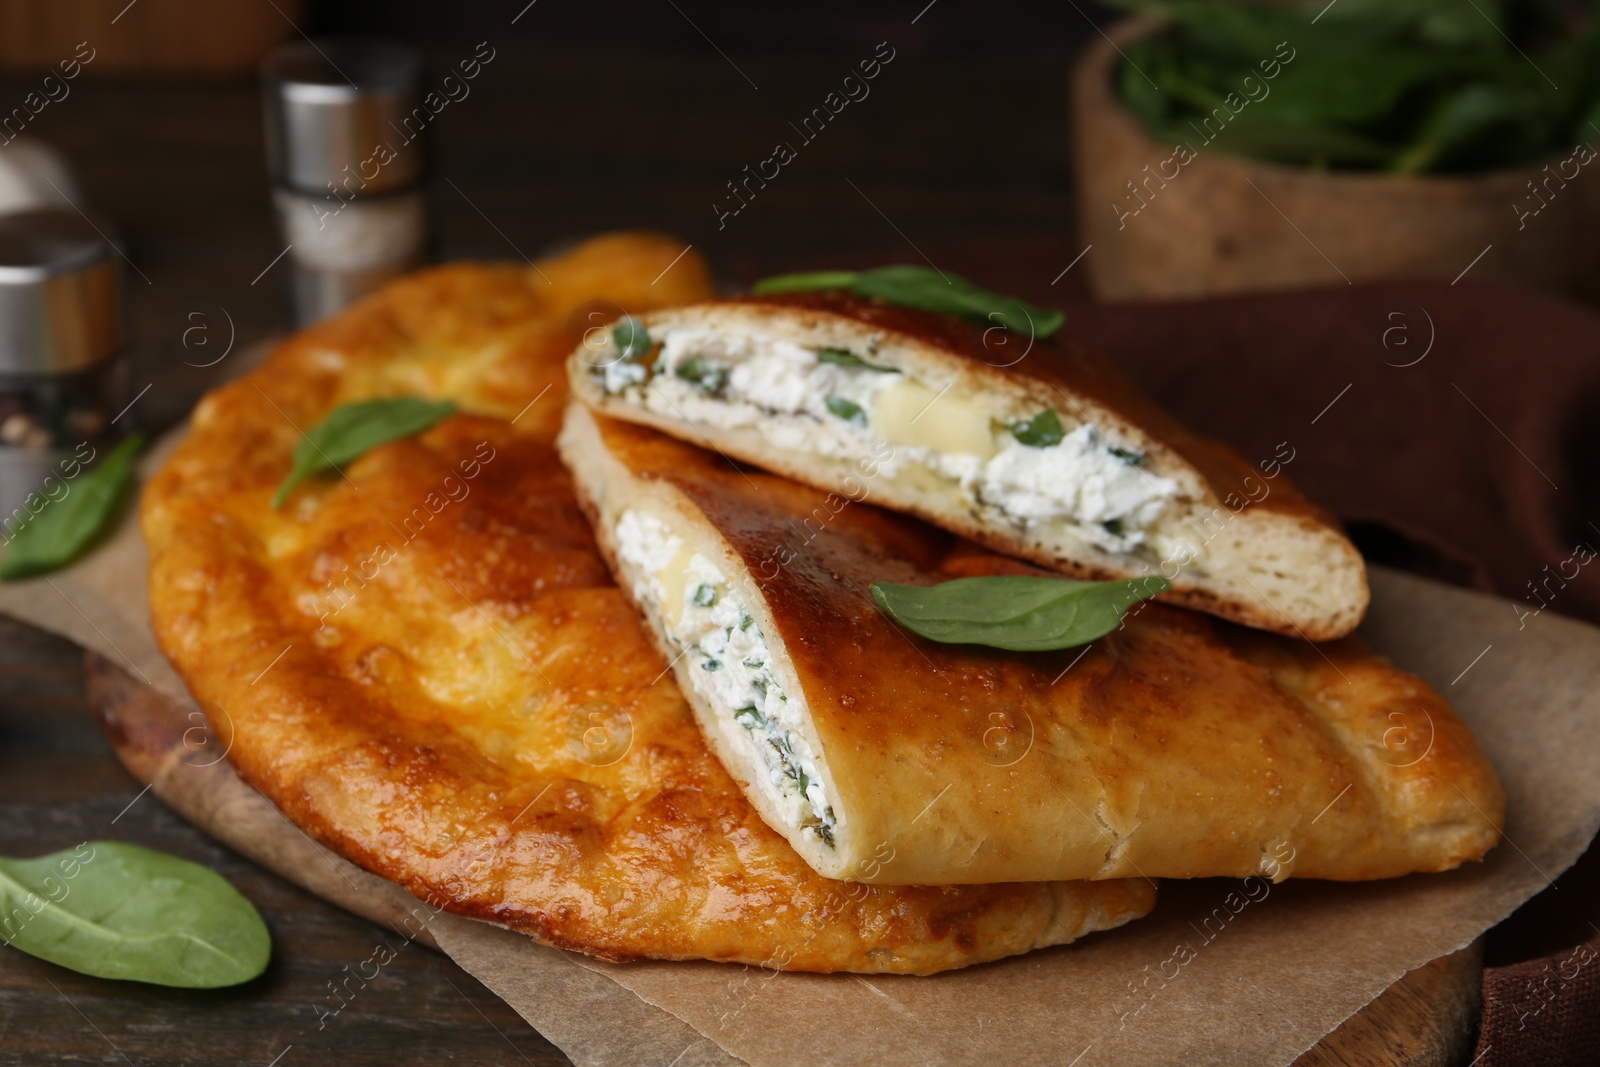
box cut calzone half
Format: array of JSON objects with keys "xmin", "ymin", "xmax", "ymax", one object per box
[
  {"xmin": 559, "ymin": 403, "xmax": 1504, "ymax": 886},
  {"xmin": 568, "ymin": 291, "xmax": 1368, "ymax": 640}
]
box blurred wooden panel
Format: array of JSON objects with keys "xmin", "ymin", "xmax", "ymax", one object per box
[{"xmin": 0, "ymin": 0, "xmax": 303, "ymax": 75}]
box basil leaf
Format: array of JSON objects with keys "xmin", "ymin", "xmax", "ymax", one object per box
[
  {"xmin": 272, "ymin": 397, "xmax": 455, "ymax": 509},
  {"xmin": 754, "ymin": 266, "xmax": 1065, "ymax": 338},
  {"xmin": 1010, "ymin": 409, "xmax": 1064, "ymax": 447},
  {"xmin": 816, "ymin": 347, "xmax": 898, "ymax": 373},
  {"xmin": 825, "ymin": 395, "xmax": 868, "ymax": 427},
  {"xmin": 870, "ymin": 574, "xmax": 1171, "ymax": 652},
  {"xmin": 0, "ymin": 841, "xmax": 270, "ymax": 988},
  {"xmin": 1, "ymin": 433, "xmax": 144, "ymax": 580},
  {"xmin": 612, "ymin": 317, "xmax": 653, "ymax": 361}
]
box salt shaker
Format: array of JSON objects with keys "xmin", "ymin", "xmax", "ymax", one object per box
[
  {"xmin": 0, "ymin": 208, "xmax": 127, "ymax": 533},
  {"xmin": 262, "ymin": 40, "xmax": 430, "ymax": 326}
]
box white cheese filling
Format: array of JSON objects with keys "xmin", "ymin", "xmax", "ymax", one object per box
[
  {"xmin": 613, "ymin": 508, "xmax": 835, "ymax": 846},
  {"xmin": 597, "ymin": 327, "xmax": 1181, "ymax": 554}
]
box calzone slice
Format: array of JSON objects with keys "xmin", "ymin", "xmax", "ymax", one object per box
[
  {"xmin": 559, "ymin": 402, "xmax": 1504, "ymax": 886},
  {"xmin": 567, "ymin": 291, "xmax": 1368, "ymax": 640}
]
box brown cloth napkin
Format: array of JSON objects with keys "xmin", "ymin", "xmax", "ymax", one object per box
[
  {"xmin": 745, "ymin": 244, "xmax": 1599, "ymax": 1063},
  {"xmin": 1055, "ymin": 279, "xmax": 1600, "ymax": 1067}
]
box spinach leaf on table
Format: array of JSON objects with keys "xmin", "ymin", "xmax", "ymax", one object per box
[
  {"xmin": 0, "ymin": 841, "xmax": 271, "ymax": 988},
  {"xmin": 1, "ymin": 433, "xmax": 144, "ymax": 581}
]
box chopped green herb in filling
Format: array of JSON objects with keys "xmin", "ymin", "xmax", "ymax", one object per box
[
  {"xmin": 825, "ymin": 395, "xmax": 867, "ymax": 427},
  {"xmin": 1109, "ymin": 445, "xmax": 1145, "ymax": 465},
  {"xmin": 616, "ymin": 509, "xmax": 836, "ymax": 848},
  {"xmin": 1102, "ymin": 518, "xmax": 1125, "ymax": 537},
  {"xmin": 817, "ymin": 347, "xmax": 898, "ymax": 373},
  {"xmin": 1010, "ymin": 408, "xmax": 1064, "ymax": 447},
  {"xmin": 612, "ymin": 318, "xmax": 653, "ymax": 361},
  {"xmin": 675, "ymin": 358, "xmax": 728, "ymax": 393}
]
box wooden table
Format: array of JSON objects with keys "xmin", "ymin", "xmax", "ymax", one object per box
[
  {"xmin": 0, "ymin": 617, "xmax": 570, "ymax": 1065},
  {"xmin": 0, "ymin": 7, "xmax": 1100, "ymax": 1061}
]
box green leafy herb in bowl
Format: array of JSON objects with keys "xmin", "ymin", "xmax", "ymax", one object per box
[{"xmin": 1110, "ymin": 0, "xmax": 1600, "ymax": 174}]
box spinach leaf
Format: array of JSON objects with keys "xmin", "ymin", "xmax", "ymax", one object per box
[
  {"xmin": 1392, "ymin": 81, "xmax": 1543, "ymax": 174},
  {"xmin": 0, "ymin": 841, "xmax": 270, "ymax": 988},
  {"xmin": 1, "ymin": 433, "xmax": 145, "ymax": 580},
  {"xmin": 825, "ymin": 395, "xmax": 868, "ymax": 427},
  {"xmin": 752, "ymin": 270, "xmax": 859, "ymax": 292},
  {"xmin": 612, "ymin": 317, "xmax": 653, "ymax": 361},
  {"xmin": 816, "ymin": 348, "xmax": 898, "ymax": 373},
  {"xmin": 870, "ymin": 574, "xmax": 1170, "ymax": 652},
  {"xmin": 1108, "ymin": 0, "xmax": 1600, "ymax": 175},
  {"xmin": 754, "ymin": 266, "xmax": 1065, "ymax": 337},
  {"xmin": 1010, "ymin": 409, "xmax": 1064, "ymax": 447},
  {"xmin": 272, "ymin": 397, "xmax": 456, "ymax": 509}
]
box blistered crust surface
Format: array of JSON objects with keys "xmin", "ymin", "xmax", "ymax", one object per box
[
  {"xmin": 587, "ymin": 413, "xmax": 1504, "ymax": 885},
  {"xmin": 142, "ymin": 235, "xmax": 1154, "ymax": 974}
]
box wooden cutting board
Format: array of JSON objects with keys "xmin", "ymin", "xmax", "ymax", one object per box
[{"xmin": 83, "ymin": 651, "xmax": 1483, "ymax": 1066}]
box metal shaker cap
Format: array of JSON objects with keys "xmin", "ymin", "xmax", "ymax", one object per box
[
  {"xmin": 263, "ymin": 39, "xmax": 426, "ymax": 197},
  {"xmin": 0, "ymin": 208, "xmax": 121, "ymax": 376}
]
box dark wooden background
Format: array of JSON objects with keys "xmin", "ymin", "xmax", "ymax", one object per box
[{"xmin": 0, "ymin": 2, "xmax": 1112, "ymax": 1062}]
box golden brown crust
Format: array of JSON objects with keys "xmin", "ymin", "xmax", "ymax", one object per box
[
  {"xmin": 142, "ymin": 235, "xmax": 1154, "ymax": 974},
  {"xmin": 574, "ymin": 409, "xmax": 1504, "ymax": 884}
]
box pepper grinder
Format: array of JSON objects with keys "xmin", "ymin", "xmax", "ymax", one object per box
[
  {"xmin": 0, "ymin": 208, "xmax": 127, "ymax": 533},
  {"xmin": 262, "ymin": 40, "xmax": 430, "ymax": 327}
]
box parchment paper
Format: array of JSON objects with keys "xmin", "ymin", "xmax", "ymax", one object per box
[{"xmin": 4, "ymin": 429, "xmax": 1598, "ymax": 1067}]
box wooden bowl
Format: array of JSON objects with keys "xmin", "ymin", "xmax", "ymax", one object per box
[{"xmin": 1071, "ymin": 18, "xmax": 1600, "ymax": 303}]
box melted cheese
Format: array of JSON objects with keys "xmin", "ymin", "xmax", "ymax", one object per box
[{"xmin": 871, "ymin": 378, "xmax": 996, "ymax": 458}]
